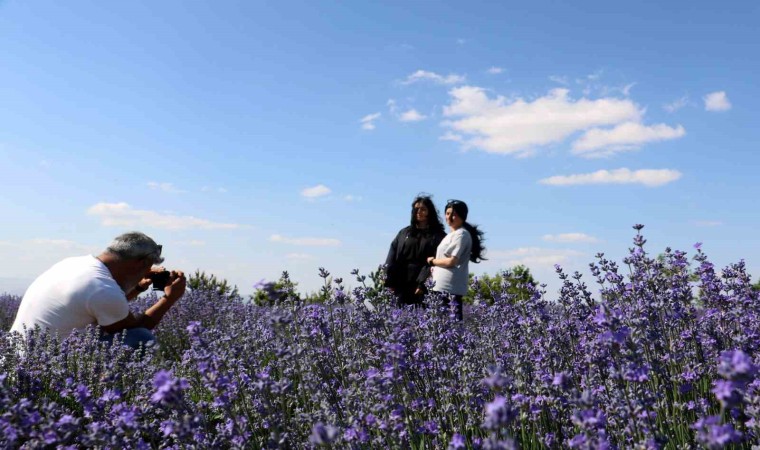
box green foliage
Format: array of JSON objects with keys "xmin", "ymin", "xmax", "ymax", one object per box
[
  {"xmin": 360, "ymin": 266, "xmax": 387, "ymax": 301},
  {"xmin": 0, "ymin": 294, "xmax": 21, "ymax": 331},
  {"xmin": 656, "ymin": 253, "xmax": 700, "ymax": 282},
  {"xmin": 187, "ymin": 270, "xmax": 239, "ymax": 297},
  {"xmin": 464, "ymin": 265, "xmax": 538, "ymax": 305},
  {"xmin": 251, "ymin": 271, "xmax": 300, "ymax": 306},
  {"xmin": 302, "ymin": 266, "xmax": 390, "ymax": 305}
]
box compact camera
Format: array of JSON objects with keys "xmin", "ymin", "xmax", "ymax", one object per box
[{"xmin": 150, "ymin": 270, "xmax": 171, "ymax": 291}]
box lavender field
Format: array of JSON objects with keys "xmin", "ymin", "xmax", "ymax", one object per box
[{"xmin": 1, "ymin": 227, "xmax": 760, "ymax": 449}]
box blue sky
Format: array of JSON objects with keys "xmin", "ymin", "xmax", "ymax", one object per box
[{"xmin": 1, "ymin": 0, "xmax": 759, "ymax": 296}]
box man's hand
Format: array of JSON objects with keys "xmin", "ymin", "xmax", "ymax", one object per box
[
  {"xmin": 135, "ymin": 266, "xmax": 167, "ymax": 292},
  {"xmin": 109, "ymin": 269, "xmax": 186, "ymax": 332},
  {"xmin": 127, "ymin": 266, "xmax": 166, "ymax": 299},
  {"xmin": 164, "ymin": 270, "xmax": 186, "ymax": 302}
]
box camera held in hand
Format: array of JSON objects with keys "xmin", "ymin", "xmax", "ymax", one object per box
[{"xmin": 150, "ymin": 270, "xmax": 171, "ymax": 291}]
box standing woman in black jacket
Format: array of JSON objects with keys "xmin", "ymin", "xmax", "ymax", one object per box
[{"xmin": 384, "ymin": 195, "xmax": 447, "ymax": 307}]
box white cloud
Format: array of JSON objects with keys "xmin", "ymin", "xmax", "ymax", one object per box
[
  {"xmin": 360, "ymin": 112, "xmax": 381, "ymax": 130},
  {"xmin": 571, "ymin": 122, "xmax": 686, "ymax": 158},
  {"xmin": 542, "ymin": 233, "xmax": 599, "ymax": 243},
  {"xmin": 0, "ymin": 239, "xmax": 101, "ymax": 285},
  {"xmin": 270, "ymin": 234, "xmax": 341, "ymax": 247},
  {"xmin": 539, "ymin": 168, "xmax": 682, "ymax": 187},
  {"xmin": 621, "ymin": 83, "xmax": 636, "ymax": 96},
  {"xmin": 569, "ymin": 75, "xmax": 635, "ymax": 98},
  {"xmin": 402, "ymin": 70, "xmax": 465, "ymax": 86},
  {"xmin": 704, "ymin": 91, "xmax": 731, "ymax": 112},
  {"xmin": 3, "ymin": 238, "xmax": 93, "ymax": 252},
  {"xmin": 586, "ymin": 70, "xmax": 603, "ymax": 81},
  {"xmin": 87, "ymin": 202, "xmax": 241, "ymax": 230},
  {"xmin": 387, "ymin": 99, "xmax": 397, "ymax": 113},
  {"xmin": 439, "ymin": 132, "xmax": 463, "ymax": 142},
  {"xmin": 442, "ymin": 87, "xmax": 642, "ymax": 156},
  {"xmin": 488, "ymin": 247, "xmax": 584, "ymax": 269},
  {"xmin": 694, "ymin": 220, "xmax": 724, "ymax": 227},
  {"xmin": 344, "ymin": 195, "xmax": 363, "ymax": 202},
  {"xmin": 399, "ymin": 109, "xmax": 427, "ymax": 122},
  {"xmin": 285, "ymin": 253, "xmax": 315, "ymax": 260},
  {"xmin": 664, "ymin": 96, "xmax": 690, "ymax": 113},
  {"xmin": 28, "ymin": 238, "xmax": 81, "ymax": 249},
  {"xmin": 549, "ymin": 75, "xmax": 569, "ymax": 85},
  {"xmin": 19, "ymin": 239, "xmax": 98, "ymax": 254},
  {"xmin": 148, "ymin": 182, "xmax": 184, "ymax": 193},
  {"xmin": 456, "ymin": 38, "xmax": 467, "ymax": 46},
  {"xmin": 487, "ymin": 67, "xmax": 504, "ymax": 75},
  {"xmin": 301, "ymin": 184, "xmax": 331, "ymax": 199},
  {"xmin": 201, "ymin": 186, "xmax": 227, "ymax": 193}
]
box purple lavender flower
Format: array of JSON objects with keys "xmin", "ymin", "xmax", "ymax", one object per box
[
  {"xmin": 448, "ymin": 433, "xmax": 467, "ymax": 449},
  {"xmin": 483, "ymin": 366, "xmax": 511, "ymax": 391},
  {"xmin": 712, "ymin": 380, "xmax": 742, "ymax": 408},
  {"xmin": 693, "ymin": 416, "xmax": 742, "ymax": 448},
  {"xmin": 552, "ymin": 372, "xmax": 571, "ymax": 390},
  {"xmin": 717, "ymin": 349, "xmax": 758, "ymax": 382},
  {"xmin": 309, "ymin": 422, "xmax": 339, "ymax": 445},
  {"xmin": 483, "ymin": 396, "xmax": 516, "ymax": 430},
  {"xmin": 1, "ymin": 226, "xmax": 759, "ymax": 448},
  {"xmin": 150, "ymin": 369, "xmax": 189, "ymax": 406}
]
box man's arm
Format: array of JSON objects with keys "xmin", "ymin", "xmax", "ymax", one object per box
[
  {"xmin": 125, "ymin": 266, "xmax": 166, "ymax": 300},
  {"xmin": 102, "ymin": 271, "xmax": 186, "ymax": 333}
]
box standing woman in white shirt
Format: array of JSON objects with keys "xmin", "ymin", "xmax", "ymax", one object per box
[{"xmin": 427, "ymin": 200, "xmax": 486, "ymax": 321}]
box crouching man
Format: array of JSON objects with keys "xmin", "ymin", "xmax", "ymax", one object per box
[{"xmin": 10, "ymin": 231, "xmax": 186, "ymax": 349}]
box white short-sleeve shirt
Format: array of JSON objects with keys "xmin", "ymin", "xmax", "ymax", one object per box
[
  {"xmin": 431, "ymin": 228, "xmax": 472, "ymax": 296},
  {"xmin": 10, "ymin": 255, "xmax": 130, "ymax": 339}
]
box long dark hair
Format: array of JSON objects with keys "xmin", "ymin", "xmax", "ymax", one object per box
[
  {"xmin": 410, "ymin": 194, "xmax": 445, "ymax": 234},
  {"xmin": 445, "ymin": 200, "xmax": 486, "ymax": 263}
]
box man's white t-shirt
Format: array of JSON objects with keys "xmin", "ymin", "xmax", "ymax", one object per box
[
  {"xmin": 10, "ymin": 255, "xmax": 130, "ymax": 339},
  {"xmin": 431, "ymin": 228, "xmax": 472, "ymax": 296}
]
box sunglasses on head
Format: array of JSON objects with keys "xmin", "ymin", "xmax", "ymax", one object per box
[
  {"xmin": 145, "ymin": 245, "xmax": 162, "ymax": 261},
  {"xmin": 446, "ymin": 199, "xmax": 464, "ymax": 207}
]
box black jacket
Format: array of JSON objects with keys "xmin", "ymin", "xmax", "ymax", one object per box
[{"xmin": 384, "ymin": 225, "xmax": 446, "ymax": 292}]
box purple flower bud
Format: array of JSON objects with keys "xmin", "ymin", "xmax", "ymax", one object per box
[
  {"xmin": 483, "ymin": 366, "xmax": 511, "ymax": 391},
  {"xmin": 717, "ymin": 349, "xmax": 758, "ymax": 382},
  {"xmin": 712, "ymin": 380, "xmax": 742, "ymax": 408},
  {"xmin": 552, "ymin": 372, "xmax": 571, "ymax": 390},
  {"xmin": 483, "ymin": 396, "xmax": 516, "ymax": 430},
  {"xmin": 448, "ymin": 433, "xmax": 467, "ymax": 449},
  {"xmin": 309, "ymin": 422, "xmax": 339, "ymax": 445},
  {"xmin": 693, "ymin": 416, "xmax": 743, "ymax": 448},
  {"xmin": 151, "ymin": 369, "xmax": 189, "ymax": 406}
]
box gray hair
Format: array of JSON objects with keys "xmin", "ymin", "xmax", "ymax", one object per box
[{"xmin": 105, "ymin": 231, "xmax": 164, "ymax": 264}]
